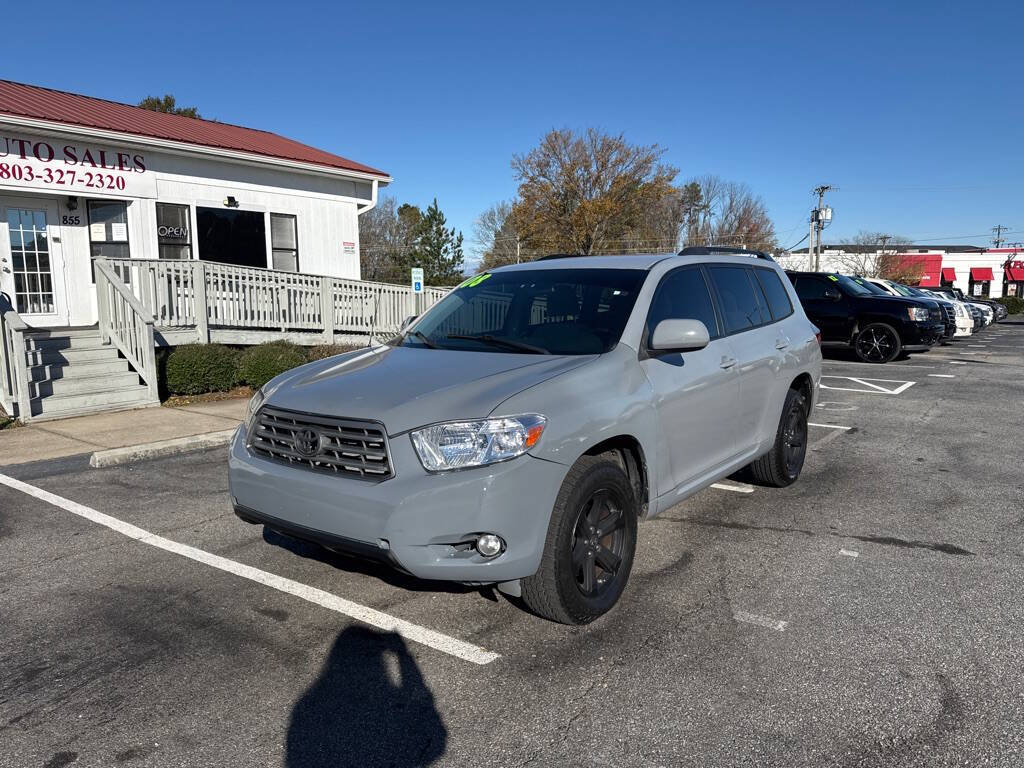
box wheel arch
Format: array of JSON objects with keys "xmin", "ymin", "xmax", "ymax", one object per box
[
  {"xmin": 580, "ymin": 435, "xmax": 651, "ymax": 519},
  {"xmin": 789, "ymin": 372, "xmax": 814, "ymax": 409}
]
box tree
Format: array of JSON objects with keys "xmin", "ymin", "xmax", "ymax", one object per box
[
  {"xmin": 832, "ymin": 231, "xmax": 920, "ymax": 281},
  {"xmin": 359, "ymin": 197, "xmax": 419, "ymax": 282},
  {"xmin": 474, "ymin": 200, "xmax": 523, "ymax": 270},
  {"xmin": 511, "ymin": 128, "xmax": 681, "ymax": 255},
  {"xmin": 678, "ymin": 175, "xmax": 776, "ymax": 251},
  {"xmin": 138, "ymin": 94, "xmax": 201, "ymax": 118},
  {"xmin": 408, "ymin": 199, "xmax": 464, "ymax": 284}
]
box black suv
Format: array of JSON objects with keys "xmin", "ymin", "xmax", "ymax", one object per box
[{"xmin": 786, "ymin": 271, "xmax": 942, "ymax": 363}]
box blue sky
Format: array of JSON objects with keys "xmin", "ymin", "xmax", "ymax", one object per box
[{"xmin": 4, "ymin": 1, "xmax": 1022, "ymax": 265}]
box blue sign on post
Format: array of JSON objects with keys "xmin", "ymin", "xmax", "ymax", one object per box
[{"xmin": 411, "ymin": 267, "xmax": 424, "ymax": 294}]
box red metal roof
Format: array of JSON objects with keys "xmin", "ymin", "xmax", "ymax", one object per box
[
  {"xmin": 0, "ymin": 80, "xmax": 388, "ymax": 178},
  {"xmin": 970, "ymin": 267, "xmax": 995, "ymax": 282},
  {"xmin": 940, "ymin": 267, "xmax": 957, "ymax": 283}
]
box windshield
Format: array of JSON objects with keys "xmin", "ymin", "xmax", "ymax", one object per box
[
  {"xmin": 888, "ymin": 283, "xmax": 916, "ymax": 297},
  {"xmin": 395, "ymin": 268, "xmax": 647, "ymax": 355},
  {"xmin": 832, "ymin": 274, "xmax": 874, "ymax": 296},
  {"xmin": 850, "ymin": 277, "xmax": 889, "ymax": 295}
]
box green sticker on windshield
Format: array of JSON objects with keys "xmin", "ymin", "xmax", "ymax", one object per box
[
  {"xmin": 827, "ymin": 274, "xmax": 839, "ymax": 281},
  {"xmin": 460, "ymin": 273, "xmax": 492, "ymax": 289}
]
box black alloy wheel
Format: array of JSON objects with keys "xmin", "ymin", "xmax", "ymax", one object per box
[
  {"xmin": 571, "ymin": 488, "xmax": 627, "ymax": 598},
  {"xmin": 855, "ymin": 323, "xmax": 901, "ymax": 363},
  {"xmin": 781, "ymin": 398, "xmax": 807, "ymax": 480}
]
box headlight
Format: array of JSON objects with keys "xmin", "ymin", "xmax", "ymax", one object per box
[
  {"xmin": 411, "ymin": 414, "xmax": 547, "ymax": 472},
  {"xmin": 245, "ymin": 387, "xmax": 265, "ymax": 431},
  {"xmin": 907, "ymin": 307, "xmax": 930, "ymax": 322}
]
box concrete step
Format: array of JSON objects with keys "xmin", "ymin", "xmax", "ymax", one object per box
[
  {"xmin": 30, "ymin": 371, "xmax": 143, "ymax": 398},
  {"xmin": 25, "ymin": 334, "xmax": 106, "ymax": 352},
  {"xmin": 31, "ymin": 385, "xmax": 155, "ymax": 418},
  {"xmin": 25, "ymin": 346, "xmax": 121, "ymax": 366},
  {"xmin": 29, "ymin": 358, "xmax": 132, "ymax": 382}
]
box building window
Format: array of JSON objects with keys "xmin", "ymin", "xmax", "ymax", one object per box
[
  {"xmin": 196, "ymin": 207, "xmax": 266, "ymax": 268},
  {"xmin": 88, "ymin": 200, "xmax": 130, "ymax": 282},
  {"xmin": 156, "ymin": 203, "xmax": 192, "ymax": 259},
  {"xmin": 270, "ymin": 213, "xmax": 298, "ymax": 272}
]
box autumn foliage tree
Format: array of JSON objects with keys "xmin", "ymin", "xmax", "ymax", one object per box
[{"xmin": 510, "ymin": 129, "xmax": 681, "ymax": 256}]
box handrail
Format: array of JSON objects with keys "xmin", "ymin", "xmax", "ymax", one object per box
[
  {"xmin": 0, "ymin": 292, "xmax": 31, "ymax": 420},
  {"xmin": 94, "ymin": 259, "xmax": 159, "ymax": 402}
]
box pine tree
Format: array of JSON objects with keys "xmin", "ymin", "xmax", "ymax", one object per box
[{"xmin": 407, "ymin": 199, "xmax": 465, "ymax": 284}]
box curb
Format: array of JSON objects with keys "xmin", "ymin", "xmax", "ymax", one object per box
[{"xmin": 89, "ymin": 428, "xmax": 239, "ymax": 468}]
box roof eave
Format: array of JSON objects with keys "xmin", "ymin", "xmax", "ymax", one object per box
[{"xmin": 0, "ymin": 113, "xmax": 392, "ymax": 184}]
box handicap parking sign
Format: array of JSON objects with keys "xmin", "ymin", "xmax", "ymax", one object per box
[{"xmin": 411, "ymin": 267, "xmax": 424, "ymax": 294}]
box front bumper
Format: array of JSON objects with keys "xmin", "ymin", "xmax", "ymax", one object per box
[{"xmin": 228, "ymin": 424, "xmax": 569, "ymax": 582}]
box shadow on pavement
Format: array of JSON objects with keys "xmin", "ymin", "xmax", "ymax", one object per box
[{"xmin": 286, "ymin": 626, "xmax": 447, "ymax": 767}]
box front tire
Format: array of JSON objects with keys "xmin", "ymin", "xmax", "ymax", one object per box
[
  {"xmin": 854, "ymin": 322, "xmax": 902, "ymax": 363},
  {"xmin": 750, "ymin": 387, "xmax": 809, "ymax": 488},
  {"xmin": 521, "ymin": 455, "xmax": 638, "ymax": 624}
]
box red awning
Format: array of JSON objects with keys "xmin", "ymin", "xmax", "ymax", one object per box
[
  {"xmin": 893, "ymin": 254, "xmax": 943, "ymax": 287},
  {"xmin": 1006, "ymin": 266, "xmax": 1024, "ymax": 281},
  {"xmin": 970, "ymin": 267, "xmax": 995, "ymax": 281},
  {"xmin": 941, "ymin": 267, "xmax": 957, "ymax": 283}
]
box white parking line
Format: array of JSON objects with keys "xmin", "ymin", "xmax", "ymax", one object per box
[
  {"xmin": 822, "ymin": 360, "xmax": 936, "ymax": 369},
  {"xmin": 711, "ymin": 481, "xmax": 755, "ymax": 494},
  {"xmin": 949, "ymin": 361, "xmax": 968, "ymax": 365},
  {"xmin": 733, "ymin": 610, "xmax": 787, "ymax": 632},
  {"xmin": 0, "ymin": 472, "xmax": 500, "ymax": 666},
  {"xmin": 820, "ymin": 375, "xmax": 916, "ymax": 395},
  {"xmin": 928, "ymin": 374, "xmax": 956, "ymax": 378},
  {"xmin": 808, "ymin": 422, "xmax": 852, "ymax": 430},
  {"xmin": 839, "ymin": 549, "xmax": 860, "ymax": 558}
]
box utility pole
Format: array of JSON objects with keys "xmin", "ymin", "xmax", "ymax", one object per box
[
  {"xmin": 992, "ymin": 224, "xmax": 1008, "ymax": 248},
  {"xmin": 811, "ymin": 185, "xmax": 834, "ymax": 271}
]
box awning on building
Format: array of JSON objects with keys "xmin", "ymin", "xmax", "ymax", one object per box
[
  {"xmin": 941, "ymin": 267, "xmax": 957, "ymax": 283},
  {"xmin": 894, "ymin": 254, "xmax": 943, "ymax": 287},
  {"xmin": 970, "ymin": 267, "xmax": 995, "ymax": 281},
  {"xmin": 1006, "ymin": 266, "xmax": 1024, "ymax": 281}
]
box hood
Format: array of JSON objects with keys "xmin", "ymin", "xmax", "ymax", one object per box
[
  {"xmin": 860, "ymin": 295, "xmax": 932, "ymax": 310},
  {"xmin": 264, "ymin": 345, "xmax": 595, "ymax": 435}
]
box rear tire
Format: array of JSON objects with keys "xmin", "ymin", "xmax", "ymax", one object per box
[
  {"xmin": 854, "ymin": 322, "xmax": 902, "ymax": 363},
  {"xmin": 750, "ymin": 387, "xmax": 809, "ymax": 488},
  {"xmin": 521, "ymin": 455, "xmax": 638, "ymax": 624}
]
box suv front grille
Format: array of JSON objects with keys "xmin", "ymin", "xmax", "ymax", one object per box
[{"xmin": 248, "ymin": 406, "xmax": 393, "ymax": 481}]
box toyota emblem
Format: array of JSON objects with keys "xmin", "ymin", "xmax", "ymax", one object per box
[{"xmin": 294, "ymin": 428, "xmax": 321, "ymax": 457}]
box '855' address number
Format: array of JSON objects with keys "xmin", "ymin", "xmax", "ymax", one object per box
[{"xmin": 0, "ymin": 162, "xmax": 127, "ymax": 191}]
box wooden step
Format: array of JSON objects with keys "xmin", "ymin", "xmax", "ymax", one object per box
[
  {"xmin": 28, "ymin": 358, "xmax": 131, "ymax": 382},
  {"xmin": 31, "ymin": 385, "xmax": 156, "ymax": 418},
  {"xmin": 25, "ymin": 346, "xmax": 121, "ymax": 366},
  {"xmin": 30, "ymin": 371, "xmax": 143, "ymax": 398}
]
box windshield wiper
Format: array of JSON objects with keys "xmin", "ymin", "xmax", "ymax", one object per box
[
  {"xmin": 444, "ymin": 334, "xmax": 550, "ymax": 354},
  {"xmin": 406, "ymin": 330, "xmax": 439, "ymax": 349}
]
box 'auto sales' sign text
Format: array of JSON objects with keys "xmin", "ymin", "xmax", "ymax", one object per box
[{"xmin": 0, "ymin": 133, "xmax": 157, "ymax": 198}]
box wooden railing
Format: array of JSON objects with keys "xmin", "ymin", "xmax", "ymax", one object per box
[
  {"xmin": 103, "ymin": 258, "xmax": 451, "ymax": 341},
  {"xmin": 0, "ymin": 292, "xmax": 30, "ymax": 419},
  {"xmin": 95, "ymin": 259, "xmax": 159, "ymax": 401}
]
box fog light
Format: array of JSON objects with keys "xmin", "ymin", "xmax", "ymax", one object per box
[{"xmin": 475, "ymin": 534, "xmax": 504, "ymax": 558}]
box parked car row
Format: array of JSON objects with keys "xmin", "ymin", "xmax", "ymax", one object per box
[{"xmin": 785, "ymin": 270, "xmax": 1003, "ymax": 364}]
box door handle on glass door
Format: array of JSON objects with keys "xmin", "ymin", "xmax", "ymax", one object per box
[{"xmin": 720, "ymin": 356, "xmax": 737, "ymax": 369}]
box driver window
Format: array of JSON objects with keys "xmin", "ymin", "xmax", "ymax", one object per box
[{"xmin": 646, "ymin": 267, "xmax": 719, "ymax": 339}]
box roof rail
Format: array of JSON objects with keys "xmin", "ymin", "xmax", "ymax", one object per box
[
  {"xmin": 678, "ymin": 246, "xmax": 775, "ymax": 262},
  {"xmin": 538, "ymin": 253, "xmax": 584, "ymax": 261}
]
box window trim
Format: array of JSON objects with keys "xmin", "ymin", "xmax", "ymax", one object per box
[
  {"xmin": 641, "ymin": 264, "xmax": 723, "ymax": 356},
  {"xmin": 752, "ymin": 266, "xmax": 794, "ymax": 322},
  {"xmin": 705, "ymin": 264, "xmax": 782, "ymax": 338},
  {"xmin": 270, "ymin": 212, "xmax": 299, "ymax": 272}
]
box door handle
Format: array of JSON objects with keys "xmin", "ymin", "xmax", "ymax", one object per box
[
  {"xmin": 775, "ymin": 339, "xmax": 789, "ymax": 350},
  {"xmin": 720, "ymin": 356, "xmax": 737, "ymax": 369}
]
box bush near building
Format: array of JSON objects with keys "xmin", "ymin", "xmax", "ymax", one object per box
[
  {"xmin": 994, "ymin": 296, "xmax": 1024, "ymax": 315},
  {"xmin": 236, "ymin": 341, "xmax": 309, "ymax": 389},
  {"xmin": 165, "ymin": 344, "xmax": 239, "ymax": 395},
  {"xmin": 307, "ymin": 343, "xmax": 359, "ymax": 361}
]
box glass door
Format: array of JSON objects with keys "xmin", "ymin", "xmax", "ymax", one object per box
[{"xmin": 0, "ymin": 198, "xmax": 68, "ymax": 325}]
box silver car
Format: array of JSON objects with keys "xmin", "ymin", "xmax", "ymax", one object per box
[{"xmin": 229, "ymin": 251, "xmax": 822, "ymax": 623}]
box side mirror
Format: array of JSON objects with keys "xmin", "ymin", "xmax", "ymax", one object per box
[
  {"xmin": 400, "ymin": 315, "xmax": 417, "ymax": 331},
  {"xmin": 649, "ymin": 319, "xmax": 710, "ymax": 353},
  {"xmin": 825, "ymin": 287, "xmax": 842, "ymax": 300}
]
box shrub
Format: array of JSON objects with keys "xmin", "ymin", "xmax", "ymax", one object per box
[
  {"xmin": 993, "ymin": 296, "xmax": 1024, "ymax": 315},
  {"xmin": 165, "ymin": 344, "xmax": 238, "ymax": 395},
  {"xmin": 307, "ymin": 343, "xmax": 360, "ymax": 361},
  {"xmin": 237, "ymin": 341, "xmax": 308, "ymax": 389}
]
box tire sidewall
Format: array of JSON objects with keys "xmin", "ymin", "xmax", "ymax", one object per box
[
  {"xmin": 552, "ymin": 462, "xmax": 638, "ymax": 623},
  {"xmin": 779, "ymin": 388, "xmax": 809, "ymax": 482}
]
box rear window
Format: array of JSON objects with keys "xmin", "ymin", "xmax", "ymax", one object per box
[
  {"xmin": 707, "ymin": 265, "xmax": 763, "ymax": 334},
  {"xmin": 753, "ymin": 268, "xmax": 793, "ymax": 321}
]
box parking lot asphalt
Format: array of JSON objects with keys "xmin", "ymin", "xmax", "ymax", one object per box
[{"xmin": 2, "ymin": 322, "xmax": 1023, "ymax": 768}]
